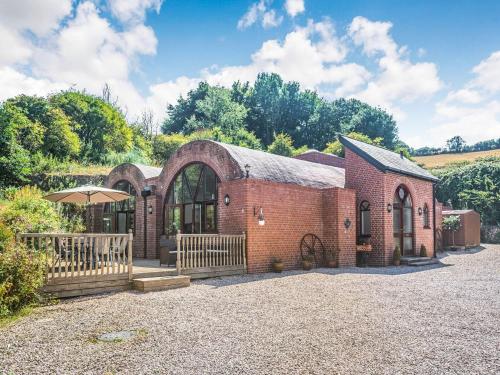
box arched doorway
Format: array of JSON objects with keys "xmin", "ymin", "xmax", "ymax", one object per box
[
  {"xmin": 164, "ymin": 163, "xmax": 219, "ymax": 236},
  {"xmin": 393, "ymin": 185, "xmax": 414, "ymax": 256},
  {"xmin": 102, "ymin": 180, "xmax": 137, "ymax": 234}
]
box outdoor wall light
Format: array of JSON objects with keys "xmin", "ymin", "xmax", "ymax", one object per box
[
  {"xmin": 387, "ymin": 203, "xmax": 392, "ymax": 213},
  {"xmin": 244, "ymin": 164, "xmax": 251, "ymax": 178},
  {"xmin": 344, "ymin": 218, "xmax": 351, "ymax": 229},
  {"xmin": 418, "ymin": 207, "xmax": 423, "ymax": 216},
  {"xmin": 224, "ymin": 194, "xmax": 230, "ymax": 206},
  {"xmin": 258, "ymin": 208, "xmax": 265, "ymax": 226},
  {"xmin": 148, "ymin": 204, "xmax": 153, "ymax": 214}
]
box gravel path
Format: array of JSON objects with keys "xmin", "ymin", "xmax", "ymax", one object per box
[{"xmin": 1, "ymin": 245, "xmax": 499, "ymax": 375}]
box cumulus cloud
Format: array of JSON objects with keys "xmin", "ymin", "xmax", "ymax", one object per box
[
  {"xmin": 237, "ymin": 0, "xmax": 283, "ymax": 30},
  {"xmin": 108, "ymin": 0, "xmax": 163, "ymax": 24},
  {"xmin": 428, "ymin": 50, "xmax": 500, "ymax": 146},
  {"xmin": 347, "ymin": 16, "xmax": 442, "ymax": 120},
  {"xmin": 285, "ymin": 0, "xmax": 305, "ymax": 17}
]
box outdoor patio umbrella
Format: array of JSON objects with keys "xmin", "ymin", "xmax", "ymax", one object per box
[
  {"xmin": 43, "ymin": 185, "xmax": 130, "ymax": 204},
  {"xmin": 43, "ymin": 185, "xmax": 131, "ymax": 230}
]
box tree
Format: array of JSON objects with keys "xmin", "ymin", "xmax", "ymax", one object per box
[
  {"xmin": 324, "ymin": 132, "xmax": 382, "ymax": 157},
  {"xmin": 267, "ymin": 133, "xmax": 295, "ymax": 157},
  {"xmin": 50, "ymin": 91, "xmax": 132, "ymax": 162},
  {"xmin": 447, "ymin": 136, "xmax": 466, "ymax": 153},
  {"xmin": 442, "ymin": 215, "xmax": 461, "ymax": 246},
  {"xmin": 152, "ymin": 133, "xmax": 189, "ymax": 165}
]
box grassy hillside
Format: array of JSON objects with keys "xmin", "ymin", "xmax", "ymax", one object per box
[{"xmin": 415, "ymin": 149, "xmax": 500, "ymax": 168}]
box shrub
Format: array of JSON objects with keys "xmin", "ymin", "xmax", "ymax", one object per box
[
  {"xmin": 442, "ymin": 215, "xmax": 461, "ymax": 246},
  {"xmin": 0, "ymin": 242, "xmax": 46, "ymax": 317},
  {"xmin": 420, "ymin": 244, "xmax": 427, "ymax": 257},
  {"xmin": 0, "ymin": 186, "xmax": 63, "ymax": 234},
  {"xmin": 393, "ymin": 246, "xmax": 401, "ymax": 262},
  {"xmin": 152, "ymin": 133, "xmax": 189, "ymax": 165},
  {"xmin": 0, "ymin": 222, "xmax": 14, "ymax": 253}
]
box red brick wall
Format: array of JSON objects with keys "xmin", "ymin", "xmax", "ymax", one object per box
[
  {"xmin": 234, "ymin": 180, "xmax": 356, "ymax": 273},
  {"xmin": 344, "ymin": 148, "xmax": 436, "ymax": 265},
  {"xmin": 294, "ymin": 151, "xmax": 346, "ymax": 168}
]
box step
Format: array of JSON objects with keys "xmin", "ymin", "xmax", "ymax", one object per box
[
  {"xmin": 400, "ymin": 256, "xmax": 432, "ymax": 265},
  {"xmin": 407, "ymin": 259, "xmax": 440, "ymax": 267},
  {"xmin": 133, "ymin": 275, "xmax": 190, "ymax": 292}
]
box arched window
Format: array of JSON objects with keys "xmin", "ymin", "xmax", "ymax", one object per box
[
  {"xmin": 164, "ymin": 163, "xmax": 218, "ymax": 236},
  {"xmin": 423, "ymin": 203, "xmax": 430, "ymax": 228},
  {"xmin": 103, "ymin": 180, "xmax": 137, "ymax": 234},
  {"xmin": 360, "ymin": 200, "xmax": 371, "ymax": 237}
]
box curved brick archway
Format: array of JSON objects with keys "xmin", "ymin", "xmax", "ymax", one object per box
[{"xmin": 157, "ymin": 141, "xmax": 243, "ymax": 202}]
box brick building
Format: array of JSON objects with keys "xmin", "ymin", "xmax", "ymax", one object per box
[{"xmin": 92, "ymin": 136, "xmax": 440, "ymax": 271}]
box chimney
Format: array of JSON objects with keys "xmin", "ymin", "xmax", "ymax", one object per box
[{"xmin": 400, "ymin": 150, "xmax": 404, "ymax": 159}]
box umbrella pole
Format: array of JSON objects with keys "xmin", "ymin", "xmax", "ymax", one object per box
[{"xmin": 87, "ymin": 193, "xmax": 92, "ymax": 233}]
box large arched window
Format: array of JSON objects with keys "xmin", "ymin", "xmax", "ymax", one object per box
[
  {"xmin": 393, "ymin": 185, "xmax": 413, "ymax": 255},
  {"xmin": 360, "ymin": 200, "xmax": 371, "ymax": 237},
  {"xmin": 164, "ymin": 163, "xmax": 218, "ymax": 236},
  {"xmin": 103, "ymin": 181, "xmax": 137, "ymax": 234}
]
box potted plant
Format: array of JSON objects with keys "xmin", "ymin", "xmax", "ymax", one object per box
[
  {"xmin": 420, "ymin": 244, "xmax": 427, "ymax": 257},
  {"xmin": 393, "ymin": 246, "xmax": 401, "ymax": 266},
  {"xmin": 271, "ymin": 257, "xmax": 284, "ymax": 273},
  {"xmin": 325, "ymin": 252, "xmax": 338, "ymax": 268},
  {"xmin": 302, "ymin": 254, "xmax": 314, "ymax": 270}
]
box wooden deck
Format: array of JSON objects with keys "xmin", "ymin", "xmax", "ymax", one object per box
[{"xmin": 21, "ymin": 232, "xmax": 247, "ymax": 298}]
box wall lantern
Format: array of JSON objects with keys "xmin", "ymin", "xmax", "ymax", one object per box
[
  {"xmin": 223, "ymin": 194, "xmax": 230, "ymax": 206},
  {"xmin": 148, "ymin": 204, "xmax": 153, "ymax": 214},
  {"xmin": 418, "ymin": 207, "xmax": 423, "ymax": 216},
  {"xmin": 244, "ymin": 164, "xmax": 251, "ymax": 178},
  {"xmin": 258, "ymin": 208, "xmax": 265, "ymax": 226},
  {"xmin": 344, "ymin": 218, "xmax": 351, "ymax": 229},
  {"xmin": 387, "ymin": 203, "xmax": 392, "ymax": 213}
]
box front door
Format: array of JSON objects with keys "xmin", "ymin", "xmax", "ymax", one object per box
[{"xmin": 393, "ymin": 186, "xmax": 414, "ymax": 256}]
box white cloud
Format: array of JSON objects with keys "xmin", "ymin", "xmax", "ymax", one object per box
[
  {"xmin": 108, "ymin": 0, "xmax": 163, "ymax": 24},
  {"xmin": 470, "ymin": 51, "xmax": 500, "ymax": 93},
  {"xmin": 427, "ymin": 50, "xmax": 500, "ymax": 147},
  {"xmin": 0, "ymin": 0, "xmax": 72, "ymax": 36},
  {"xmin": 347, "ymin": 16, "xmax": 442, "ymax": 119},
  {"xmin": 285, "ymin": 0, "xmax": 305, "ymax": 17},
  {"xmin": 237, "ymin": 0, "xmax": 283, "ymax": 30}
]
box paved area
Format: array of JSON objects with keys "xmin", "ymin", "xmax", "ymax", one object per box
[{"xmin": 1, "ymin": 245, "xmax": 499, "ymax": 374}]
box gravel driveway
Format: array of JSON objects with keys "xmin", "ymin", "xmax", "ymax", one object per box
[{"xmin": 1, "ymin": 245, "xmax": 499, "ymax": 375}]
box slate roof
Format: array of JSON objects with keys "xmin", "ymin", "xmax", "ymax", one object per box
[
  {"xmin": 442, "ymin": 210, "xmax": 475, "ymax": 215},
  {"xmin": 339, "ymin": 136, "xmax": 439, "ymax": 182},
  {"xmin": 214, "ymin": 141, "xmax": 345, "ymax": 189},
  {"xmin": 131, "ymin": 163, "xmax": 162, "ymax": 180}
]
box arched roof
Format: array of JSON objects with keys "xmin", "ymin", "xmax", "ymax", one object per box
[{"xmin": 210, "ymin": 141, "xmax": 345, "ymax": 188}]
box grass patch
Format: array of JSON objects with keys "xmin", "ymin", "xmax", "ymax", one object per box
[
  {"xmin": 0, "ymin": 305, "xmax": 35, "ymax": 329},
  {"xmin": 415, "ymin": 149, "xmax": 500, "ymax": 168}
]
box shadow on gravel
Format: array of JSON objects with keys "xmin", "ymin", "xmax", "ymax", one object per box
[{"xmin": 195, "ymin": 261, "xmax": 449, "ymax": 288}]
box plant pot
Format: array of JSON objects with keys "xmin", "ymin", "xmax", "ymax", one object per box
[
  {"xmin": 302, "ymin": 260, "xmax": 313, "ymax": 271},
  {"xmin": 272, "ymin": 262, "xmax": 284, "ymax": 273},
  {"xmin": 393, "ymin": 259, "xmax": 400, "ymax": 266},
  {"xmin": 326, "ymin": 260, "xmax": 338, "ymax": 268}
]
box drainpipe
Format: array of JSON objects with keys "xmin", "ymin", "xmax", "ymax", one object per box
[
  {"xmin": 432, "ymin": 183, "xmax": 437, "ymax": 258},
  {"xmin": 141, "ymin": 186, "xmax": 153, "ymax": 259}
]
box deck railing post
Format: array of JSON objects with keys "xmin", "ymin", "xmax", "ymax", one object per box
[
  {"xmin": 128, "ymin": 230, "xmax": 133, "ymax": 280},
  {"xmin": 243, "ymin": 231, "xmax": 247, "ymax": 271},
  {"xmin": 176, "ymin": 233, "xmax": 182, "ymax": 275}
]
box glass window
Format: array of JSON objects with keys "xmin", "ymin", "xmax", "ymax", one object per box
[
  {"xmin": 423, "ymin": 204, "xmax": 430, "ymax": 228},
  {"xmin": 164, "ymin": 163, "xmax": 219, "ymax": 235},
  {"xmin": 359, "ymin": 201, "xmax": 371, "ymax": 236},
  {"xmin": 102, "ymin": 180, "xmax": 136, "ymax": 234}
]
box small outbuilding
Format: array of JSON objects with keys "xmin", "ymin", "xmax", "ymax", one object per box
[{"xmin": 442, "ymin": 209, "xmax": 481, "ymax": 248}]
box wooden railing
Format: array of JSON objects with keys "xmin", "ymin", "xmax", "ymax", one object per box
[
  {"xmin": 176, "ymin": 233, "xmax": 246, "ymax": 274},
  {"xmin": 19, "ymin": 231, "xmax": 133, "ymax": 282}
]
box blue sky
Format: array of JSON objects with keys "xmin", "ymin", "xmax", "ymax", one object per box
[{"xmin": 1, "ymin": 0, "xmax": 500, "ymax": 148}]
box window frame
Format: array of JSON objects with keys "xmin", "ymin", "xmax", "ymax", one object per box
[
  {"xmin": 164, "ymin": 163, "xmax": 219, "ymax": 236},
  {"xmin": 423, "ymin": 203, "xmax": 430, "ymax": 229},
  {"xmin": 359, "ymin": 200, "xmax": 371, "ymax": 238},
  {"xmin": 103, "ymin": 180, "xmax": 137, "ymax": 234}
]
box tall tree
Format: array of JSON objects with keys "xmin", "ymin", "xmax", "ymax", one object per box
[{"xmin": 447, "ymin": 136, "xmax": 466, "ymax": 153}]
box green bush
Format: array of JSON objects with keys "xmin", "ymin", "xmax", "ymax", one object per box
[
  {"xmin": 420, "ymin": 244, "xmax": 427, "ymax": 257},
  {"xmin": 0, "ymin": 222, "xmax": 14, "ymax": 253},
  {"xmin": 152, "ymin": 133, "xmax": 189, "ymax": 165},
  {"xmin": 0, "ymin": 186, "xmax": 63, "ymax": 234},
  {"xmin": 0, "ymin": 242, "xmax": 46, "ymax": 317},
  {"xmin": 393, "ymin": 246, "xmax": 401, "ymax": 263}
]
